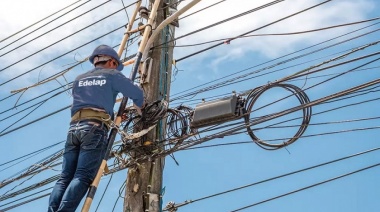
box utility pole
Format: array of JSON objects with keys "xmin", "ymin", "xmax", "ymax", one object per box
[{"xmin": 124, "ymin": 0, "xmax": 177, "ymax": 211}]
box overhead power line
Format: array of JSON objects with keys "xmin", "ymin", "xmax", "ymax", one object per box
[
  {"xmin": 230, "ymin": 162, "xmax": 380, "ymax": 211},
  {"xmin": 0, "ymin": 0, "xmax": 92, "ymax": 51},
  {"xmin": 170, "ymin": 30, "xmax": 380, "ymax": 101},
  {"xmin": 170, "ymin": 21, "xmax": 380, "ymax": 99},
  {"xmin": 0, "ymin": 0, "xmax": 111, "ymax": 56},
  {"xmin": 175, "ymin": 0, "xmax": 335, "ymax": 62},
  {"xmin": 0, "ymin": 105, "xmax": 70, "ymax": 138},
  {"xmin": 0, "ymin": 24, "xmax": 124, "ymax": 87},
  {"xmin": 0, "ymin": 0, "xmax": 85, "ymax": 43},
  {"xmin": 164, "ymin": 147, "xmax": 380, "ymax": 210},
  {"xmin": 0, "ymin": 193, "xmax": 50, "ymax": 211},
  {"xmin": 155, "ymin": 0, "xmax": 286, "ymax": 49},
  {"xmin": 179, "ymin": 0, "xmax": 227, "ymax": 20},
  {"xmin": 173, "ymin": 16, "xmax": 380, "ymax": 48},
  {"xmin": 0, "ymin": 0, "xmax": 138, "ymax": 75},
  {"xmin": 0, "ymin": 140, "xmax": 64, "ymax": 168}
]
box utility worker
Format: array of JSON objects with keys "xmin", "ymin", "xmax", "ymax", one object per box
[{"xmin": 48, "ymin": 45, "xmax": 144, "ymax": 212}]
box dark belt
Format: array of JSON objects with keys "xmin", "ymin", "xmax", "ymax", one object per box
[
  {"xmin": 69, "ymin": 118, "xmax": 109, "ymax": 131},
  {"xmin": 71, "ymin": 109, "xmax": 111, "ymax": 126}
]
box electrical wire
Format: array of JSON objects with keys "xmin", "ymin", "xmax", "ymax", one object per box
[
  {"xmin": 0, "ymin": 186, "xmax": 52, "ymax": 208},
  {"xmin": 0, "ymin": 141, "xmax": 63, "ymax": 173},
  {"xmin": 0, "ymin": 0, "xmax": 112, "ymax": 57},
  {"xmin": 164, "ymin": 147, "xmax": 380, "ymax": 211},
  {"xmin": 0, "ymin": 105, "xmax": 70, "ymax": 138},
  {"xmin": 0, "ymin": 88, "xmax": 70, "ymax": 123},
  {"xmin": 0, "ymin": 0, "xmax": 85, "ymax": 43},
  {"xmin": 169, "ymin": 24, "xmax": 380, "ymax": 100},
  {"xmin": 178, "ymin": 0, "xmax": 227, "ymax": 20},
  {"xmin": 173, "ymin": 16, "xmax": 380, "ymax": 48},
  {"xmin": 230, "ymin": 162, "xmax": 380, "ymax": 212},
  {"xmin": 0, "ymin": 0, "xmax": 380, "ymax": 208},
  {"xmin": 175, "ymin": 0, "xmax": 335, "ymax": 62},
  {"xmin": 0, "ymin": 1, "xmax": 139, "ymax": 77},
  {"xmin": 171, "ymin": 37, "xmax": 380, "ymax": 102},
  {"xmin": 0, "ymin": 193, "xmax": 51, "ymax": 211},
  {"xmin": 94, "ymin": 174, "xmax": 114, "ymax": 212},
  {"xmin": 155, "ymin": 0, "xmax": 286, "ymax": 49},
  {"xmin": 3, "ymin": 93, "xmax": 379, "ymax": 206},
  {"xmin": 0, "ymin": 24, "xmax": 124, "ymax": 87}
]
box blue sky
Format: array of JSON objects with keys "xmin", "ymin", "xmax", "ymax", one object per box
[{"xmin": 0, "ymin": 0, "xmax": 380, "ymax": 211}]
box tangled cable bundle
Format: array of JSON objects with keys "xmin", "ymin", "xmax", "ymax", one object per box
[
  {"xmin": 121, "ymin": 100, "xmax": 168, "ymax": 141},
  {"xmin": 166, "ymin": 105, "xmax": 195, "ymax": 140},
  {"xmin": 244, "ymin": 83, "xmax": 312, "ymax": 150},
  {"xmin": 117, "ymin": 102, "xmax": 196, "ymax": 157}
]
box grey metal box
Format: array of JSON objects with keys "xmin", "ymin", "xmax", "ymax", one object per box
[{"xmin": 191, "ymin": 95, "xmax": 238, "ymax": 128}]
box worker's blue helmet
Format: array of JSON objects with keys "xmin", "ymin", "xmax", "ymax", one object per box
[{"xmin": 89, "ymin": 45, "xmax": 124, "ymax": 71}]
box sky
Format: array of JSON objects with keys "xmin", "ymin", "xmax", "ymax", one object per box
[{"xmin": 0, "ymin": 0, "xmax": 380, "ymax": 211}]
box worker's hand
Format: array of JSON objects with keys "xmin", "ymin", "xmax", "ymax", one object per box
[
  {"xmin": 121, "ymin": 112, "xmax": 128, "ymax": 122},
  {"xmin": 134, "ymin": 104, "xmax": 142, "ymax": 115}
]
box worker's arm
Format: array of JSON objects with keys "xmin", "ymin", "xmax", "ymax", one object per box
[{"xmin": 112, "ymin": 72, "xmax": 144, "ymax": 107}]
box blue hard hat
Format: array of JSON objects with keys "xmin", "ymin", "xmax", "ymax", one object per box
[{"xmin": 89, "ymin": 45, "xmax": 124, "ymax": 71}]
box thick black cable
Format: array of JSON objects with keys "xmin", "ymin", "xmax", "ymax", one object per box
[
  {"xmin": 244, "ymin": 83, "xmax": 311, "ymax": 150},
  {"xmin": 0, "ymin": 0, "xmax": 92, "ymax": 51},
  {"xmin": 230, "ymin": 163, "xmax": 380, "ymax": 212},
  {"xmin": 175, "ymin": 0, "xmax": 334, "ymax": 62},
  {"xmin": 0, "ymin": 0, "xmax": 84, "ymax": 43}
]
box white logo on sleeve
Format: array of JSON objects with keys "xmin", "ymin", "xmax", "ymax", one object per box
[{"xmin": 78, "ymin": 79, "xmax": 107, "ymax": 87}]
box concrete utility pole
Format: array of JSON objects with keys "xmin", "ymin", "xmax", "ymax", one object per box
[{"xmin": 123, "ymin": 0, "xmax": 177, "ymax": 211}]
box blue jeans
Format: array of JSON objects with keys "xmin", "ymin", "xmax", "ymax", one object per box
[{"xmin": 48, "ymin": 121, "xmax": 108, "ymax": 212}]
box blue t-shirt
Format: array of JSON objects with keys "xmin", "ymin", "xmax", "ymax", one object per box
[{"xmin": 71, "ymin": 67, "xmax": 144, "ymax": 116}]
